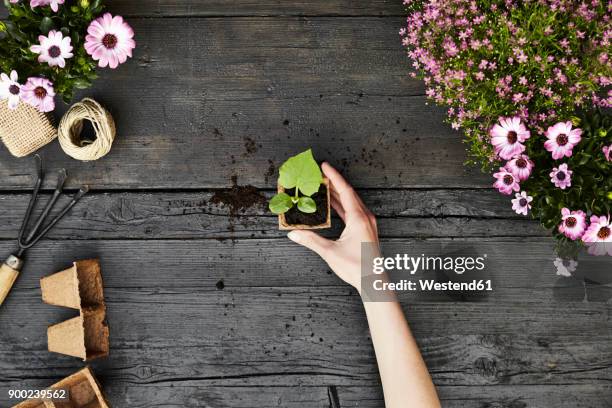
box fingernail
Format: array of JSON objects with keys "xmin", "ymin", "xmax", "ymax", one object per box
[{"xmin": 287, "ymin": 231, "xmax": 301, "ymax": 243}]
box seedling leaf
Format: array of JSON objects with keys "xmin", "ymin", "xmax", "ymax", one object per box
[
  {"xmin": 269, "ymin": 192, "xmax": 293, "ymax": 214},
  {"xmin": 297, "ymin": 196, "xmax": 317, "ymax": 213},
  {"xmin": 278, "ymin": 149, "xmax": 323, "ymax": 197}
]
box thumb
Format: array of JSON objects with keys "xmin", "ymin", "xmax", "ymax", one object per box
[{"xmin": 287, "ymin": 230, "xmax": 333, "ymax": 259}]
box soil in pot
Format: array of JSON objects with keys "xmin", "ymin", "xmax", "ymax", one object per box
[{"xmin": 284, "ymin": 185, "xmax": 329, "ymax": 226}]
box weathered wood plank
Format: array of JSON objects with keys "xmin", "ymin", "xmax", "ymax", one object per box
[
  {"xmin": 0, "ymin": 190, "xmax": 544, "ymax": 240},
  {"xmin": 1, "ymin": 281, "xmax": 610, "ymax": 343},
  {"xmin": 1, "ymin": 0, "xmax": 405, "ymax": 18},
  {"xmin": 1, "ymin": 331, "xmax": 611, "ymax": 387},
  {"xmin": 2, "ymin": 384, "xmax": 609, "ymax": 408},
  {"xmin": 0, "ymin": 17, "xmax": 486, "ymax": 190},
  {"xmin": 0, "ymin": 238, "xmax": 603, "ymax": 290},
  {"xmin": 0, "ymin": 239, "xmax": 609, "ymax": 405}
]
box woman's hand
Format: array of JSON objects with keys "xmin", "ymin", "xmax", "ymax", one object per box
[
  {"xmin": 288, "ymin": 162, "xmax": 441, "ymax": 408},
  {"xmin": 287, "ymin": 162, "xmax": 380, "ymax": 292}
]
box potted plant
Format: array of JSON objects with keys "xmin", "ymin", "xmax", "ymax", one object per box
[{"xmin": 269, "ymin": 149, "xmax": 331, "ymax": 230}]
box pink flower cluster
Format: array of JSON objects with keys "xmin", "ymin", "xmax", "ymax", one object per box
[
  {"xmin": 1, "ymin": 9, "xmax": 135, "ymax": 112},
  {"xmin": 558, "ymin": 210, "xmax": 612, "ymax": 255},
  {"xmin": 0, "ymin": 70, "xmax": 56, "ymax": 112},
  {"xmin": 487, "ymin": 116, "xmax": 611, "ymax": 255},
  {"xmin": 9, "ymin": 0, "xmax": 64, "ymax": 12},
  {"xmin": 401, "ymin": 0, "xmax": 611, "ymax": 160}
]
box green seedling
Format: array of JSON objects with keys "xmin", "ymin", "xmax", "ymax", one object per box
[{"xmin": 269, "ymin": 149, "xmax": 323, "ymax": 215}]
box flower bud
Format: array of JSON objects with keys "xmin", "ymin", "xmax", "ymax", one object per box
[
  {"xmin": 607, "ymin": 192, "xmax": 612, "ymax": 200},
  {"xmin": 0, "ymin": 22, "xmax": 6, "ymax": 32},
  {"xmin": 80, "ymin": 0, "xmax": 89, "ymax": 8}
]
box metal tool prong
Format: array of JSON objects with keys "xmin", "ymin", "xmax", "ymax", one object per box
[{"xmin": 22, "ymin": 168, "xmax": 67, "ymax": 245}]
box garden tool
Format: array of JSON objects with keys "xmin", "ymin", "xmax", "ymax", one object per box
[
  {"xmin": 328, "ymin": 386, "xmax": 341, "ymax": 408},
  {"xmin": 0, "ymin": 155, "xmax": 89, "ymax": 306}
]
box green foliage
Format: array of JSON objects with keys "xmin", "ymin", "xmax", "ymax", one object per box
[
  {"xmin": 0, "ymin": 0, "xmax": 104, "ymax": 103},
  {"xmin": 269, "ymin": 192, "xmax": 293, "ymax": 215},
  {"xmin": 269, "ymin": 149, "xmax": 323, "ymax": 215},
  {"xmin": 297, "ymin": 196, "xmax": 316, "ymax": 213},
  {"xmin": 278, "ymin": 149, "xmax": 323, "ymax": 196}
]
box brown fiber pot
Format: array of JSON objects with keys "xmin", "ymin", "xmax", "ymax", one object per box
[{"xmin": 278, "ymin": 178, "xmax": 331, "ymax": 230}]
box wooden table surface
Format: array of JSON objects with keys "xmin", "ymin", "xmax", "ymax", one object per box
[{"xmin": 1, "ymin": 1, "xmax": 611, "ymax": 407}]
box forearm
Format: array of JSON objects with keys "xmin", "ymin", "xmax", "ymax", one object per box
[{"xmin": 363, "ymin": 300, "xmax": 441, "ymax": 408}]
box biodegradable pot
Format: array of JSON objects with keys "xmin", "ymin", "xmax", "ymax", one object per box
[
  {"xmin": 13, "ymin": 367, "xmax": 111, "ymax": 408},
  {"xmin": 279, "ymin": 178, "xmax": 331, "ymax": 230},
  {"xmin": 40, "ymin": 259, "xmax": 109, "ymax": 361},
  {"xmin": 47, "ymin": 306, "xmax": 109, "ymax": 361},
  {"xmin": 0, "ymin": 101, "xmax": 57, "ymax": 158},
  {"xmin": 41, "ymin": 259, "xmax": 105, "ymax": 310}
]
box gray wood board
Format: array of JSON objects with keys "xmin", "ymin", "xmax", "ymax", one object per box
[
  {"xmin": 2, "ymin": 0, "xmax": 406, "ymax": 18},
  {"xmin": 0, "ymin": 17, "xmax": 487, "ymax": 190},
  {"xmin": 0, "ymin": 190, "xmax": 545, "ymax": 240}
]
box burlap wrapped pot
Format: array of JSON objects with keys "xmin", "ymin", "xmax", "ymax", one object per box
[{"xmin": 0, "ymin": 101, "xmax": 57, "ymax": 158}]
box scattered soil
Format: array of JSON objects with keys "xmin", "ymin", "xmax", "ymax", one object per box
[
  {"xmin": 284, "ymin": 185, "xmax": 328, "ymax": 226},
  {"xmin": 210, "ymin": 175, "xmax": 267, "ymax": 216},
  {"xmin": 243, "ymin": 136, "xmax": 259, "ymax": 156}
]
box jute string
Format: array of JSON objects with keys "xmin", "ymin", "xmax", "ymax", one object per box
[{"xmin": 58, "ymin": 98, "xmax": 116, "ymax": 161}]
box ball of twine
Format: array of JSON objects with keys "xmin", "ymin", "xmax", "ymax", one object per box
[{"xmin": 58, "ymin": 98, "xmax": 116, "ymax": 161}]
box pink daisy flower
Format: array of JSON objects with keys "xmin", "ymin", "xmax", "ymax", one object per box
[
  {"xmin": 493, "ymin": 167, "xmax": 520, "ymax": 195},
  {"xmin": 30, "ymin": 0, "xmax": 64, "ymax": 12},
  {"xmin": 85, "ymin": 13, "xmax": 136, "ymax": 69},
  {"xmin": 603, "ymin": 145, "xmax": 611, "ymax": 162},
  {"xmin": 558, "ymin": 208, "xmax": 587, "ymax": 240},
  {"xmin": 30, "ymin": 30, "xmax": 73, "ymax": 68},
  {"xmin": 549, "ymin": 163, "xmax": 572, "ymax": 189},
  {"xmin": 0, "ymin": 70, "xmax": 22, "ymax": 110},
  {"xmin": 21, "ymin": 77, "xmax": 55, "ymax": 113},
  {"xmin": 583, "ymin": 215, "xmax": 612, "ymax": 256},
  {"xmin": 544, "ymin": 121, "xmax": 582, "ymax": 160},
  {"xmin": 504, "ymin": 154, "xmax": 534, "ymax": 181},
  {"xmin": 490, "ymin": 117, "xmax": 530, "ymax": 160},
  {"xmin": 511, "ymin": 191, "xmax": 532, "ymax": 215}
]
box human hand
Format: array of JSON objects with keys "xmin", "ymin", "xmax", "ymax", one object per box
[{"xmin": 287, "ymin": 163, "xmax": 380, "ymax": 293}]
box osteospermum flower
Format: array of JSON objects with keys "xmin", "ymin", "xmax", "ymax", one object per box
[
  {"xmin": 21, "ymin": 77, "xmax": 55, "ymax": 112},
  {"xmin": 490, "ymin": 117, "xmax": 530, "ymax": 160},
  {"xmin": 30, "ymin": 0, "xmax": 64, "ymax": 12},
  {"xmin": 583, "ymin": 215, "xmax": 612, "ymax": 256},
  {"xmin": 511, "ymin": 191, "xmax": 532, "ymax": 215},
  {"xmin": 493, "ymin": 167, "xmax": 520, "ymax": 195},
  {"xmin": 85, "ymin": 13, "xmax": 135, "ymax": 69},
  {"xmin": 603, "ymin": 145, "xmax": 611, "ymax": 162},
  {"xmin": 0, "ymin": 70, "xmax": 22, "ymax": 109},
  {"xmin": 30, "ymin": 31, "xmax": 73, "ymax": 68},
  {"xmin": 544, "ymin": 121, "xmax": 582, "ymax": 160},
  {"xmin": 553, "ymin": 258, "xmax": 577, "ymax": 277},
  {"xmin": 558, "ymin": 208, "xmax": 587, "ymax": 240},
  {"xmin": 550, "ymin": 163, "xmax": 572, "ymax": 189},
  {"xmin": 505, "ymin": 154, "xmax": 534, "ymax": 181}
]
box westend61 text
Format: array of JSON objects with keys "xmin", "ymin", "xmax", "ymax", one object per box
[{"xmin": 373, "ymin": 279, "xmax": 493, "ymax": 292}]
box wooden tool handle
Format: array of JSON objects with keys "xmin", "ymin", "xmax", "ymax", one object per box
[{"xmin": 0, "ymin": 262, "xmax": 20, "ymax": 306}]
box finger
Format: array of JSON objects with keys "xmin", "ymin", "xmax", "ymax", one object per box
[
  {"xmin": 330, "ymin": 194, "xmax": 346, "ymax": 221},
  {"xmin": 321, "ymin": 162, "xmax": 362, "ymax": 214},
  {"xmin": 287, "ymin": 230, "xmax": 333, "ymax": 259}
]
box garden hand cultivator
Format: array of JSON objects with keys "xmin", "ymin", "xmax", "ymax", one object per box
[{"xmin": 0, "ymin": 155, "xmax": 88, "ymax": 306}]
